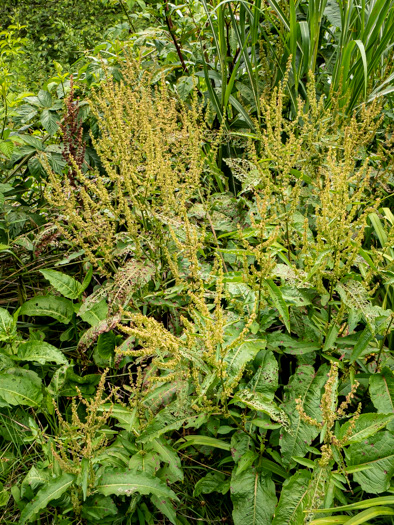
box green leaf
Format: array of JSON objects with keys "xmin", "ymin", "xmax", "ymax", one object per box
[
  {"xmin": 176, "ymin": 435, "xmax": 231, "ymax": 451},
  {"xmin": 338, "ymin": 413, "xmax": 394, "ymax": 444},
  {"xmin": 151, "ymin": 494, "xmax": 177, "ymax": 525},
  {"xmin": 346, "ymin": 431, "xmax": 394, "ymax": 493},
  {"xmin": 40, "ymin": 269, "xmax": 82, "ymax": 299},
  {"xmin": 0, "ymin": 140, "xmax": 14, "ymax": 158},
  {"xmin": 97, "ymin": 403, "xmax": 138, "ymax": 432},
  {"xmin": 17, "ymin": 340, "xmax": 67, "ymax": 365},
  {"xmin": 0, "ymin": 307, "xmax": 16, "ymax": 342},
  {"xmin": 96, "ymin": 468, "xmax": 178, "ymax": 500},
  {"xmin": 80, "ymin": 266, "xmax": 93, "ymax": 295},
  {"xmin": 37, "ymin": 89, "xmax": 53, "ymax": 108},
  {"xmin": 247, "ymin": 350, "xmax": 278, "ymax": 400},
  {"xmin": 370, "ymin": 367, "xmax": 394, "ymax": 430},
  {"xmin": 0, "ymin": 373, "xmax": 42, "ymax": 407},
  {"xmin": 310, "ymin": 518, "xmax": 350, "ymax": 524},
  {"xmin": 19, "ymin": 473, "xmax": 75, "ymax": 524},
  {"xmin": 311, "ymin": 495, "xmax": 394, "ymax": 513},
  {"xmin": 151, "ymin": 437, "xmax": 183, "ymax": 482},
  {"xmin": 225, "ymin": 339, "xmax": 265, "ymax": 378},
  {"xmin": 349, "ymin": 327, "xmax": 373, "ymax": 363},
  {"xmin": 40, "ymin": 109, "xmax": 59, "ymax": 135},
  {"xmin": 20, "ymin": 295, "xmax": 74, "ymax": 324},
  {"xmin": 234, "ymin": 389, "xmax": 290, "ymax": 428},
  {"xmin": 266, "ymin": 280, "xmax": 290, "ymax": 333},
  {"xmin": 345, "ymin": 507, "xmax": 394, "ymax": 524},
  {"xmin": 78, "ymin": 298, "xmax": 108, "ymax": 326},
  {"xmin": 231, "ymin": 469, "xmax": 277, "ymax": 525},
  {"xmin": 280, "ymin": 365, "xmax": 329, "ymax": 467},
  {"xmin": 193, "ymin": 472, "xmax": 229, "ymax": 497},
  {"xmin": 272, "ymin": 470, "xmax": 311, "ymax": 525},
  {"xmin": 81, "ymin": 495, "xmax": 118, "ymax": 521},
  {"xmin": 138, "ymin": 403, "xmax": 207, "ymax": 443}
]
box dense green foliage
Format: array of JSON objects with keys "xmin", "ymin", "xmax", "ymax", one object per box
[{"xmin": 1, "ymin": 1, "xmax": 394, "ymax": 523}]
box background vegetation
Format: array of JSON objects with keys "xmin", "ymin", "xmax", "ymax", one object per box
[{"xmin": 1, "ymin": 0, "xmax": 394, "ymax": 523}]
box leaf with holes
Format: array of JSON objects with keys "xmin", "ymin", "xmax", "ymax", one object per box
[
  {"xmin": 20, "ymin": 296, "xmax": 74, "ymax": 324},
  {"xmin": 96, "ymin": 469, "xmax": 178, "ymax": 500},
  {"xmin": 0, "ymin": 373, "xmax": 43, "ymax": 407},
  {"xmin": 17, "ymin": 340, "xmax": 67, "ymax": 365}
]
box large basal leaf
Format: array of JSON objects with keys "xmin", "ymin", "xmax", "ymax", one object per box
[
  {"xmin": 280, "ymin": 364, "xmax": 329, "ymax": 467},
  {"xmin": 338, "ymin": 413, "xmax": 394, "ymax": 445},
  {"xmin": 234, "ymin": 389, "xmax": 289, "ymax": 428},
  {"xmin": 19, "ymin": 473, "xmax": 75, "ymax": 524},
  {"xmin": 0, "ymin": 373, "xmax": 42, "ymax": 407},
  {"xmin": 0, "ymin": 308, "xmax": 16, "ymax": 342},
  {"xmin": 370, "ymin": 367, "xmax": 394, "ymax": 430},
  {"xmin": 40, "ymin": 269, "xmax": 82, "ymax": 299},
  {"xmin": 272, "ymin": 470, "xmax": 311, "ymax": 525},
  {"xmin": 96, "ymin": 468, "xmax": 177, "ymax": 500},
  {"xmin": 246, "ymin": 350, "xmax": 278, "ymax": 400},
  {"xmin": 17, "ymin": 340, "xmax": 68, "ymax": 365},
  {"xmin": 231, "ymin": 468, "xmax": 277, "ymax": 525},
  {"xmin": 346, "ymin": 431, "xmax": 394, "ymax": 493},
  {"xmin": 20, "ymin": 295, "xmax": 74, "ymax": 324}
]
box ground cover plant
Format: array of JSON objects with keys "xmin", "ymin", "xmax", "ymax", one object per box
[{"xmin": 2, "ymin": 1, "xmax": 394, "ymax": 523}]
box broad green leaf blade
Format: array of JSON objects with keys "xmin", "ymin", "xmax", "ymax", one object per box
[
  {"xmin": 17, "ymin": 340, "xmax": 67, "ymax": 365},
  {"xmin": 19, "ymin": 473, "xmax": 75, "ymax": 524},
  {"xmin": 231, "ymin": 469, "xmax": 277, "ymax": 525},
  {"xmin": 0, "ymin": 373, "xmax": 42, "ymax": 407},
  {"xmin": 234, "ymin": 389, "xmax": 290, "ymax": 428},
  {"xmin": 78, "ymin": 298, "xmax": 108, "ymax": 327},
  {"xmin": 81, "ymin": 495, "xmax": 118, "ymax": 521},
  {"xmin": 151, "ymin": 494, "xmax": 177, "ymax": 525},
  {"xmin": 176, "ymin": 435, "xmax": 231, "ymax": 451},
  {"xmin": 247, "ymin": 350, "xmax": 278, "ymax": 400},
  {"xmin": 97, "ymin": 403, "xmax": 138, "ymax": 432},
  {"xmin": 151, "ymin": 438, "xmax": 183, "ymax": 482},
  {"xmin": 272, "ymin": 470, "xmax": 311, "ymax": 525},
  {"xmin": 266, "ymin": 280, "xmax": 290, "ymax": 333},
  {"xmin": 0, "ymin": 307, "xmax": 16, "ymax": 342},
  {"xmin": 138, "ymin": 403, "xmax": 207, "ymax": 443},
  {"xmin": 40, "ymin": 109, "xmax": 59, "ymax": 135},
  {"xmin": 20, "ymin": 295, "xmax": 74, "ymax": 324},
  {"xmin": 349, "ymin": 327, "xmax": 373, "ymax": 363},
  {"xmin": 280, "ymin": 365, "xmax": 329, "ymax": 467},
  {"xmin": 346, "ymin": 431, "xmax": 394, "ymax": 493},
  {"xmin": 96, "ymin": 468, "xmax": 177, "ymax": 500},
  {"xmin": 370, "ymin": 367, "xmax": 394, "ymax": 430},
  {"xmin": 338, "ymin": 413, "xmax": 394, "ymax": 445},
  {"xmin": 225, "ymin": 339, "xmax": 266, "ymax": 378},
  {"xmin": 40, "ymin": 269, "xmax": 82, "ymax": 299}
]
